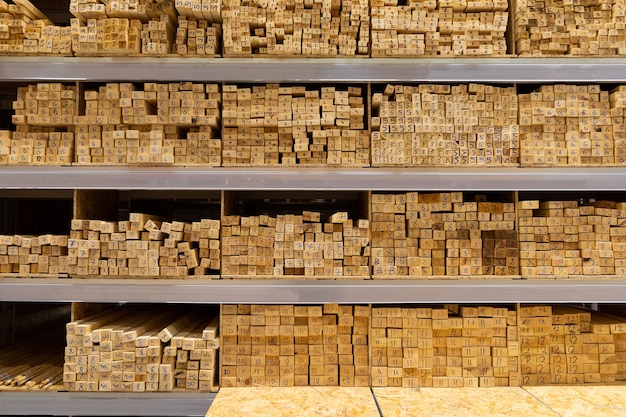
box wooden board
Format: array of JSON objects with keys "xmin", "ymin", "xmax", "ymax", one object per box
[
  {"xmin": 207, "ymin": 387, "xmax": 378, "ymax": 416},
  {"xmin": 373, "ymin": 387, "xmax": 560, "ymax": 416}
]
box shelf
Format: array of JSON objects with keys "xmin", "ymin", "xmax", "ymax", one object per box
[
  {"xmin": 2, "ymin": 278, "xmax": 626, "ymax": 303},
  {"xmin": 0, "ymin": 391, "xmax": 214, "ymax": 416},
  {"xmin": 2, "ymin": 166, "xmax": 626, "ymax": 190},
  {"xmin": 3, "ymin": 57, "xmax": 626, "ymax": 83}
]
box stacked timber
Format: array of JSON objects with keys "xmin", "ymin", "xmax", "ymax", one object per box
[
  {"xmin": 173, "ymin": 0, "xmax": 222, "ymax": 56},
  {"xmin": 221, "ymin": 0, "xmax": 369, "ymax": 56},
  {"xmin": 221, "ymin": 304, "xmax": 370, "ymax": 387},
  {"xmin": 222, "ymin": 84, "xmax": 368, "ymax": 167},
  {"xmin": 0, "ymin": 0, "xmax": 71, "ymax": 55},
  {"xmin": 8, "ymin": 83, "xmax": 76, "ymax": 165},
  {"xmin": 518, "ymin": 199, "xmax": 626, "ymax": 277},
  {"xmin": 518, "ymin": 85, "xmax": 613, "ymax": 167},
  {"xmin": 63, "ymin": 306, "xmax": 219, "ymax": 392},
  {"xmin": 370, "ymin": 305, "xmax": 519, "ymax": 387},
  {"xmin": 371, "ymin": 192, "xmax": 518, "ymax": 278},
  {"xmin": 515, "ymin": 0, "xmax": 626, "ymax": 56},
  {"xmin": 74, "ymin": 82, "xmax": 221, "ymax": 165},
  {"xmin": 0, "ymin": 234, "xmax": 69, "ymax": 275},
  {"xmin": 371, "ymin": 84, "xmax": 519, "ymax": 166},
  {"xmin": 371, "ymin": 0, "xmax": 508, "ymax": 56},
  {"xmin": 68, "ymin": 213, "xmax": 221, "ymax": 277},
  {"xmin": 221, "ymin": 211, "xmax": 370, "ymax": 278},
  {"xmin": 519, "ymin": 305, "xmax": 626, "ymax": 384}
]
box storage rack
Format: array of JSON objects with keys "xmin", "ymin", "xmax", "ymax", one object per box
[{"xmin": 2, "ymin": 57, "xmax": 626, "ymax": 415}]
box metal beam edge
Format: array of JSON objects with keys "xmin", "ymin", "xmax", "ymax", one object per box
[
  {"xmin": 0, "ymin": 391, "xmax": 214, "ymax": 416},
  {"xmin": 2, "ymin": 279, "xmax": 626, "ymax": 303},
  {"xmin": 3, "ymin": 57, "xmax": 626, "ymax": 82},
  {"xmin": 1, "ymin": 166, "xmax": 626, "ymax": 190}
]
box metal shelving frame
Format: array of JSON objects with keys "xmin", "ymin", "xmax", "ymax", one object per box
[{"xmin": 2, "ymin": 56, "xmax": 626, "ymax": 415}]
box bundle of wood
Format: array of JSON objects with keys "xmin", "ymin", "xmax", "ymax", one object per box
[
  {"xmin": 221, "ymin": 211, "xmax": 370, "ymax": 278},
  {"xmin": 519, "ymin": 199, "xmax": 626, "ymax": 277},
  {"xmin": 371, "ymin": 305, "xmax": 519, "ymax": 387},
  {"xmin": 0, "ymin": 0, "xmax": 71, "ymax": 55},
  {"xmin": 221, "ymin": 0, "xmax": 369, "ymax": 56},
  {"xmin": 518, "ymin": 85, "xmax": 613, "ymax": 167},
  {"xmin": 515, "ymin": 0, "xmax": 626, "ymax": 56},
  {"xmin": 0, "ymin": 234, "xmax": 68, "ymax": 275},
  {"xmin": 372, "ymin": 84, "xmax": 519, "ymax": 167},
  {"xmin": 222, "ymin": 84, "xmax": 368, "ymax": 167},
  {"xmin": 63, "ymin": 306, "xmax": 219, "ymax": 392},
  {"xmin": 221, "ymin": 304, "xmax": 370, "ymax": 387},
  {"xmin": 8, "ymin": 83, "xmax": 76, "ymax": 165},
  {"xmin": 68, "ymin": 213, "xmax": 221, "ymax": 277},
  {"xmin": 74, "ymin": 82, "xmax": 221, "ymax": 165},
  {"xmin": 371, "ymin": 192, "xmax": 518, "ymax": 278},
  {"xmin": 519, "ymin": 305, "xmax": 626, "ymax": 384}
]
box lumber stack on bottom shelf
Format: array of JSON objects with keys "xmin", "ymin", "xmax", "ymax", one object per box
[
  {"xmin": 519, "ymin": 305, "xmax": 626, "ymax": 384},
  {"xmin": 69, "ymin": 213, "xmax": 221, "ymax": 277},
  {"xmin": 0, "ymin": 328, "xmax": 65, "ymax": 391},
  {"xmin": 221, "ymin": 211, "xmax": 370, "ymax": 278},
  {"xmin": 370, "ymin": 305, "xmax": 519, "ymax": 387},
  {"xmin": 371, "ymin": 192, "xmax": 518, "ymax": 278},
  {"xmin": 63, "ymin": 306, "xmax": 219, "ymax": 392},
  {"xmin": 221, "ymin": 304, "xmax": 370, "ymax": 387}
]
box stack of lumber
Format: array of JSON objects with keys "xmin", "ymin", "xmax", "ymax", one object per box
[
  {"xmin": 173, "ymin": 0, "xmax": 222, "ymax": 56},
  {"xmin": 371, "ymin": 305, "xmax": 519, "ymax": 387},
  {"xmin": 519, "ymin": 305, "xmax": 626, "ymax": 385},
  {"xmin": 0, "ymin": 329, "xmax": 64, "ymax": 391},
  {"xmin": 63, "ymin": 306, "xmax": 219, "ymax": 392},
  {"xmin": 222, "ymin": 84, "xmax": 368, "ymax": 167},
  {"xmin": 68, "ymin": 213, "xmax": 221, "ymax": 277},
  {"xmin": 371, "ymin": 0, "xmax": 508, "ymax": 56},
  {"xmin": 74, "ymin": 82, "xmax": 221, "ymax": 165},
  {"xmin": 0, "ymin": 0, "xmax": 71, "ymax": 55},
  {"xmin": 515, "ymin": 0, "xmax": 625, "ymax": 56},
  {"xmin": 8, "ymin": 83, "xmax": 76, "ymax": 165},
  {"xmin": 371, "ymin": 192, "xmax": 518, "ymax": 278},
  {"xmin": 371, "ymin": 84, "xmax": 519, "ymax": 166},
  {"xmin": 71, "ymin": 16, "xmax": 142, "ymax": 55},
  {"xmin": 221, "ymin": 0, "xmax": 369, "ymax": 56},
  {"xmin": 610, "ymin": 86, "xmax": 626, "ymax": 164},
  {"xmin": 518, "ymin": 199, "xmax": 626, "ymax": 277},
  {"xmin": 173, "ymin": 15, "xmax": 220, "ymax": 55},
  {"xmin": 221, "ymin": 304, "xmax": 370, "ymax": 387},
  {"xmin": 518, "ymin": 85, "xmax": 613, "ymax": 166},
  {"xmin": 141, "ymin": 14, "xmax": 176, "ymax": 55},
  {"xmin": 221, "ymin": 211, "xmax": 370, "ymax": 278},
  {"xmin": 0, "ymin": 234, "xmax": 69, "ymax": 275},
  {"xmin": 70, "ymin": 0, "xmax": 158, "ymax": 55}
]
